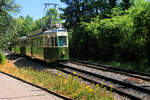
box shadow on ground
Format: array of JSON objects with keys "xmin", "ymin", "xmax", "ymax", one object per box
[
  {"xmin": 6, "ymin": 54, "xmax": 20, "ymax": 60},
  {"xmin": 7, "ymin": 53, "xmax": 57, "ymax": 71}
]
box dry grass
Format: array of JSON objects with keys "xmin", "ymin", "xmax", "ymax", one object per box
[{"xmin": 0, "ymin": 62, "xmax": 114, "ymax": 100}]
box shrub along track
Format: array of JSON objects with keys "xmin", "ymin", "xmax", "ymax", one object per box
[{"xmin": 55, "ymin": 60, "xmax": 150, "ymax": 100}]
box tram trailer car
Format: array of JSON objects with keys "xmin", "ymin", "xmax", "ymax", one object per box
[{"xmin": 12, "ymin": 27, "xmax": 69, "ymax": 63}]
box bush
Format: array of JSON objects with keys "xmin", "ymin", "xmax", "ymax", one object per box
[
  {"xmin": 0, "ymin": 52, "xmax": 6, "ymax": 64},
  {"xmin": 70, "ymin": 0, "xmax": 150, "ymax": 63},
  {"xmin": 71, "ymin": 15, "xmax": 134, "ymax": 61}
]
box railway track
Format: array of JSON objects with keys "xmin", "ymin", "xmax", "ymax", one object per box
[
  {"xmin": 70, "ymin": 60, "xmax": 150, "ymax": 79},
  {"xmin": 69, "ymin": 60, "xmax": 150, "ymax": 89},
  {"xmin": 54, "ymin": 62, "xmax": 150, "ymax": 100}
]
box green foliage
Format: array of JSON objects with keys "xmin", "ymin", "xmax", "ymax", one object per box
[
  {"xmin": 45, "ymin": 8, "xmax": 61, "ymax": 24},
  {"xmin": 70, "ymin": 0, "xmax": 150, "ymax": 64},
  {"xmin": 60, "ymin": 0, "xmax": 134, "ymax": 28},
  {"xmin": 0, "ymin": 52, "xmax": 6, "ymax": 64},
  {"xmin": 28, "ymin": 8, "xmax": 61, "ymax": 35},
  {"xmin": 71, "ymin": 15, "xmax": 133, "ymax": 61},
  {"xmin": 17, "ymin": 15, "xmax": 36, "ymax": 37},
  {"xmin": 0, "ymin": 0, "xmax": 20, "ymax": 14},
  {"xmin": 95, "ymin": 60, "xmax": 150, "ymax": 73},
  {"xmin": 0, "ymin": 0, "xmax": 20, "ymax": 34},
  {"xmin": 119, "ymin": 0, "xmax": 134, "ymax": 10},
  {"xmin": 0, "ymin": 0, "xmax": 20, "ymax": 50},
  {"xmin": 34, "ymin": 18, "xmax": 45, "ymax": 29}
]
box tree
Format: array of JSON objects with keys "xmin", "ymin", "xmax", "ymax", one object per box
[
  {"xmin": 60, "ymin": 0, "xmax": 121, "ymax": 28},
  {"xmin": 119, "ymin": 0, "xmax": 134, "ymax": 10},
  {"xmin": 45, "ymin": 8, "xmax": 61, "ymax": 24},
  {"xmin": 16, "ymin": 15, "xmax": 37, "ymax": 37},
  {"xmin": 72, "ymin": 0, "xmax": 150, "ymax": 64},
  {"xmin": 60, "ymin": 0, "xmax": 82, "ymax": 27},
  {"xmin": 0, "ymin": 0, "xmax": 20, "ymax": 31},
  {"xmin": 0, "ymin": 0, "xmax": 20, "ymax": 51},
  {"xmin": 26, "ymin": 8, "xmax": 62, "ymax": 35}
]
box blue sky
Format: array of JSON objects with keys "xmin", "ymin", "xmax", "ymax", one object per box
[{"xmin": 14, "ymin": 0, "xmax": 66, "ymax": 20}]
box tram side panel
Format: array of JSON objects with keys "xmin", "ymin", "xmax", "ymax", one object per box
[
  {"xmin": 26, "ymin": 46, "xmax": 32, "ymax": 56},
  {"xmin": 26, "ymin": 39, "xmax": 32, "ymax": 57},
  {"xmin": 20, "ymin": 47, "xmax": 26, "ymax": 56},
  {"xmin": 32, "ymin": 46, "xmax": 44, "ymax": 60},
  {"xmin": 44, "ymin": 47, "xmax": 59, "ymax": 63}
]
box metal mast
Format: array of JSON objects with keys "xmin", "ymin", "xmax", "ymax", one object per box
[{"xmin": 43, "ymin": 3, "xmax": 59, "ymax": 26}]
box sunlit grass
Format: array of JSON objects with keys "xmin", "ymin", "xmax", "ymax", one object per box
[
  {"xmin": 0, "ymin": 53, "xmax": 6, "ymax": 64},
  {"xmin": 105, "ymin": 61, "xmax": 150, "ymax": 73},
  {"xmin": 87, "ymin": 60, "xmax": 150, "ymax": 73},
  {"xmin": 0, "ymin": 66, "xmax": 114, "ymax": 100}
]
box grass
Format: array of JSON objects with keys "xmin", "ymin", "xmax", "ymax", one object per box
[
  {"xmin": 87, "ymin": 60, "xmax": 150, "ymax": 73},
  {"xmin": 0, "ymin": 52, "xmax": 6, "ymax": 64},
  {"xmin": 0, "ymin": 66, "xmax": 114, "ymax": 100}
]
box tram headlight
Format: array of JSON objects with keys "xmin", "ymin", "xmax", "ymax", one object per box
[{"xmin": 62, "ymin": 50, "xmax": 66, "ymax": 56}]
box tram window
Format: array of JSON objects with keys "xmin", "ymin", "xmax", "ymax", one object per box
[
  {"xmin": 37, "ymin": 37, "xmax": 41, "ymax": 46},
  {"xmin": 16, "ymin": 41, "xmax": 19, "ymax": 46},
  {"xmin": 50, "ymin": 37, "xmax": 52, "ymax": 46},
  {"xmin": 58, "ymin": 30, "xmax": 67, "ymax": 32},
  {"xmin": 36, "ymin": 39, "xmax": 39, "ymax": 46},
  {"xmin": 31, "ymin": 39, "xmax": 34, "ymax": 46},
  {"xmin": 44, "ymin": 36, "xmax": 58, "ymax": 47},
  {"xmin": 33, "ymin": 37, "xmax": 43, "ymax": 46},
  {"xmin": 33, "ymin": 39, "xmax": 36, "ymax": 46},
  {"xmin": 26, "ymin": 40, "xmax": 27, "ymax": 46},
  {"xmin": 45, "ymin": 36, "xmax": 48, "ymax": 46},
  {"xmin": 40, "ymin": 37, "xmax": 43, "ymax": 46},
  {"xmin": 28, "ymin": 39, "xmax": 31, "ymax": 46},
  {"xmin": 55, "ymin": 37, "xmax": 58, "ymax": 46},
  {"xmin": 24, "ymin": 40, "xmax": 26, "ymax": 46},
  {"xmin": 20, "ymin": 40, "xmax": 23, "ymax": 46},
  {"xmin": 21, "ymin": 40, "xmax": 25, "ymax": 46},
  {"xmin": 19, "ymin": 40, "xmax": 21, "ymax": 46},
  {"xmin": 45, "ymin": 35, "xmax": 51, "ymax": 46},
  {"xmin": 32, "ymin": 39, "xmax": 37, "ymax": 46},
  {"xmin": 33, "ymin": 38, "xmax": 35, "ymax": 46},
  {"xmin": 25, "ymin": 40, "xmax": 27, "ymax": 46},
  {"xmin": 21, "ymin": 41, "xmax": 23, "ymax": 46},
  {"xmin": 58, "ymin": 36, "xmax": 67, "ymax": 46},
  {"xmin": 51, "ymin": 37, "xmax": 54, "ymax": 46}
]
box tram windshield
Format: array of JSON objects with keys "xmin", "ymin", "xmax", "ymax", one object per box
[{"xmin": 58, "ymin": 36, "xmax": 67, "ymax": 46}]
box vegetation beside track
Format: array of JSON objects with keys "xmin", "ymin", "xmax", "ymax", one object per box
[
  {"xmin": 0, "ymin": 66, "xmax": 114, "ymax": 100},
  {"xmin": 69, "ymin": 0, "xmax": 150, "ymax": 72},
  {"xmin": 87, "ymin": 60, "xmax": 150, "ymax": 73},
  {"xmin": 102, "ymin": 61, "xmax": 150, "ymax": 73},
  {"xmin": 1, "ymin": 0, "xmax": 150, "ymax": 74},
  {"xmin": 0, "ymin": 53, "xmax": 6, "ymax": 64}
]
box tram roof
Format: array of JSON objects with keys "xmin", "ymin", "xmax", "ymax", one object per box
[
  {"xmin": 18, "ymin": 28, "xmax": 67, "ymax": 40},
  {"xmin": 27, "ymin": 28, "xmax": 67, "ymax": 38},
  {"xmin": 18, "ymin": 36, "xmax": 27, "ymax": 40}
]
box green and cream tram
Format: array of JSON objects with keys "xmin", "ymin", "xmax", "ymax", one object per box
[{"xmin": 12, "ymin": 25, "xmax": 69, "ymax": 63}]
